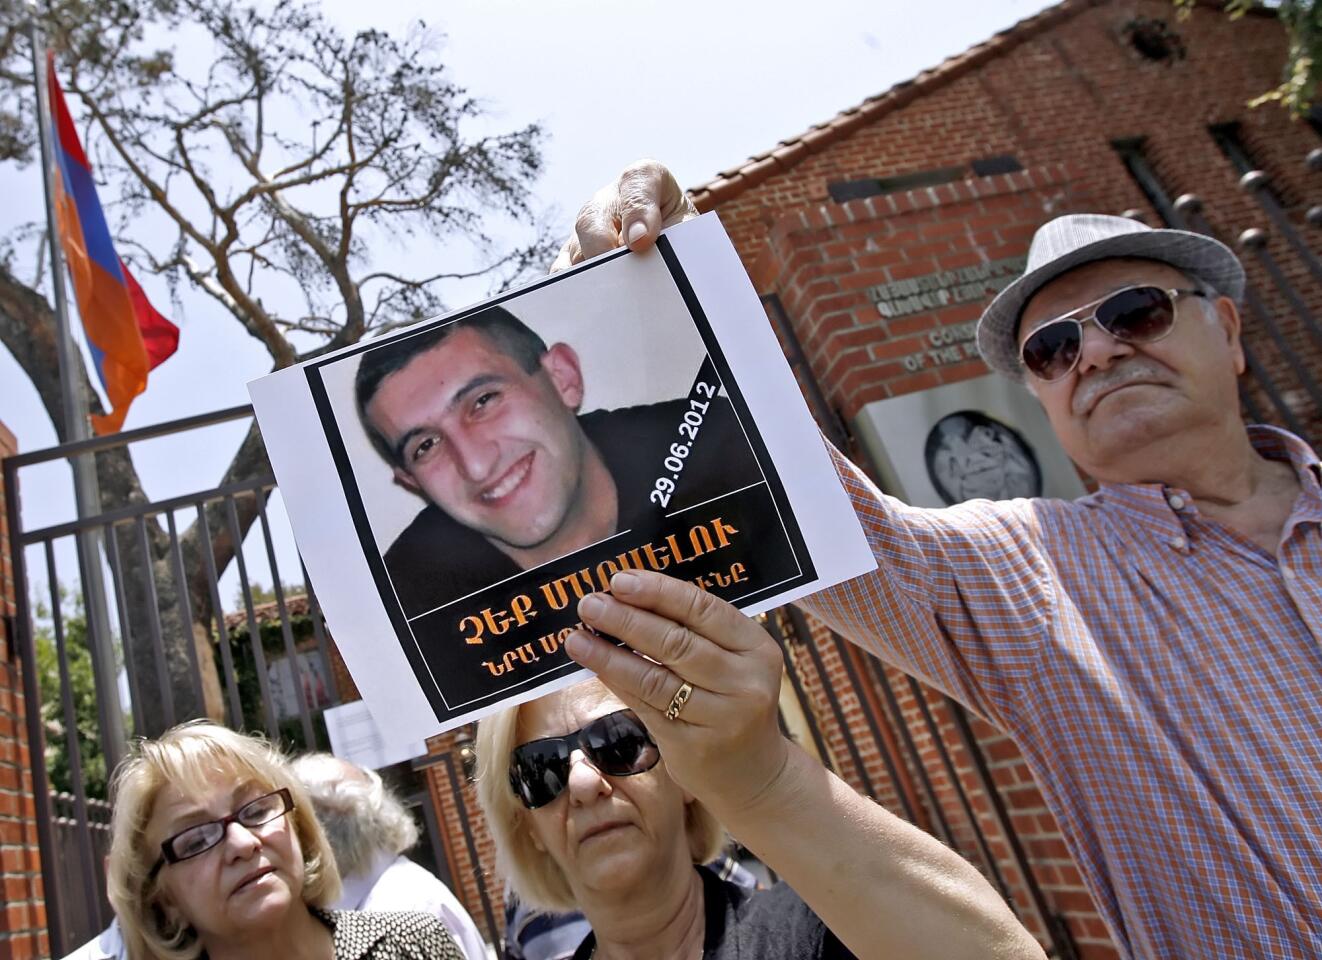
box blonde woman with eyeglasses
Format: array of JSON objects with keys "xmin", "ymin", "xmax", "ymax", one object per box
[{"xmin": 106, "ymin": 721, "xmax": 463, "ymax": 960}]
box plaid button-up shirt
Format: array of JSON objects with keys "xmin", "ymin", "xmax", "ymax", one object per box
[{"xmin": 805, "ymin": 425, "xmax": 1322, "ymax": 960}]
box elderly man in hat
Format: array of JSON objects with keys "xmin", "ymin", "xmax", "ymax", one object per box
[{"xmin": 556, "ymin": 162, "xmax": 1321, "ymax": 960}]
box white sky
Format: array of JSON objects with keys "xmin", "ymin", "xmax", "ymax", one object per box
[{"xmin": 0, "ymin": 0, "xmax": 1055, "ymax": 604}]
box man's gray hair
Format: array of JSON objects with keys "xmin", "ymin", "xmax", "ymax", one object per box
[{"xmin": 293, "ymin": 753, "xmax": 419, "ymax": 879}]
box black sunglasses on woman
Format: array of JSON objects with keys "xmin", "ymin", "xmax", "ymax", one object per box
[{"xmin": 509, "ymin": 709, "xmax": 660, "ymax": 809}]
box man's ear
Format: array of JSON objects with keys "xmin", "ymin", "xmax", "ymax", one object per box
[
  {"xmin": 1213, "ymin": 295, "xmax": 1245, "ymax": 376},
  {"xmin": 392, "ymin": 465, "xmax": 422, "ymax": 494},
  {"xmin": 540, "ymin": 343, "xmax": 585, "ymax": 410}
]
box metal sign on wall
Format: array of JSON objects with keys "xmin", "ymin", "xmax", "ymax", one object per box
[
  {"xmin": 851, "ymin": 373, "xmax": 1086, "ymax": 508},
  {"xmin": 865, "ymin": 256, "xmax": 1027, "ymax": 319}
]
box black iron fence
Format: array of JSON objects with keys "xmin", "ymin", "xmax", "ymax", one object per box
[
  {"xmin": 3, "ymin": 405, "xmax": 348, "ymax": 954},
  {"xmin": 1119, "ymin": 144, "xmax": 1322, "ymax": 447},
  {"xmin": 764, "ymin": 610, "xmax": 1082, "ymax": 960}
]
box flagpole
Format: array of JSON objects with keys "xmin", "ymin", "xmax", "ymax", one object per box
[{"xmin": 29, "ymin": 4, "xmax": 128, "ymax": 776}]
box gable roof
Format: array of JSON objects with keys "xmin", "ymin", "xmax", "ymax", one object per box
[{"xmin": 692, "ymin": 0, "xmax": 1237, "ymax": 209}]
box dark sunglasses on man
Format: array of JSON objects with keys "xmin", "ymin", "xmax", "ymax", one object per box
[
  {"xmin": 1018, "ymin": 285, "xmax": 1209, "ymax": 382},
  {"xmin": 148, "ymin": 787, "xmax": 295, "ymax": 879},
  {"xmin": 509, "ymin": 709, "xmax": 660, "ymax": 810}
]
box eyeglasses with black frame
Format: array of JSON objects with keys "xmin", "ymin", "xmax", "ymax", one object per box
[
  {"xmin": 509, "ymin": 709, "xmax": 660, "ymax": 810},
  {"xmin": 1018, "ymin": 285, "xmax": 1209, "ymax": 382},
  {"xmin": 148, "ymin": 788, "xmax": 294, "ymax": 880}
]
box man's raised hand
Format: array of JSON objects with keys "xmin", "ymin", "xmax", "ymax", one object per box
[{"xmin": 551, "ymin": 160, "xmax": 698, "ymax": 272}]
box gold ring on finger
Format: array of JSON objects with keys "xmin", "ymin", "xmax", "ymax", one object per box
[{"xmin": 665, "ymin": 681, "xmax": 694, "ymax": 721}]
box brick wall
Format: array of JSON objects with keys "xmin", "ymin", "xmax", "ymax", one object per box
[
  {"xmin": 422, "ymin": 729, "xmax": 501, "ymax": 945},
  {"xmin": 0, "ymin": 423, "xmax": 47, "ymax": 960},
  {"xmin": 708, "ymin": 0, "xmax": 1321, "ymax": 439},
  {"xmin": 751, "ymin": 161, "xmax": 1096, "ymax": 417}
]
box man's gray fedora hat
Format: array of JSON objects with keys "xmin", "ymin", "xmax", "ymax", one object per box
[{"xmin": 976, "ymin": 213, "xmax": 1246, "ymax": 381}]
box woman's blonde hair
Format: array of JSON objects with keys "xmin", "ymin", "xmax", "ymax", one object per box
[
  {"xmin": 475, "ymin": 685, "xmax": 726, "ymax": 912},
  {"xmin": 107, "ymin": 721, "xmax": 340, "ymax": 960}
]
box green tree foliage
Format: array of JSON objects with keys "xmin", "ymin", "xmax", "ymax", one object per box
[
  {"xmin": 33, "ymin": 592, "xmax": 117, "ymax": 799},
  {"xmin": 235, "ymin": 580, "xmax": 302, "ymax": 608},
  {"xmin": 1176, "ymin": 1, "xmax": 1322, "ymax": 116}
]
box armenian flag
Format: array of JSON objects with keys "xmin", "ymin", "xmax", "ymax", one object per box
[{"xmin": 46, "ymin": 52, "xmax": 178, "ymax": 434}]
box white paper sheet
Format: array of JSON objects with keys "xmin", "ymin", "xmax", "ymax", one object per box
[
  {"xmin": 323, "ymin": 700, "xmax": 428, "ymax": 770},
  {"xmin": 249, "ymin": 213, "xmax": 876, "ymax": 747}
]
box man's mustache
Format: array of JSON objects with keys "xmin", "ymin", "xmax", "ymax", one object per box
[{"xmin": 1072, "ymin": 358, "xmax": 1172, "ymax": 416}]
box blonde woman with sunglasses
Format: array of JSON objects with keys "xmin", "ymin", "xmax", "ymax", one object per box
[{"xmin": 477, "ymin": 648, "xmax": 1044, "ymax": 960}]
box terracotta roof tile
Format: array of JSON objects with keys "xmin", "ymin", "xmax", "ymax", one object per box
[
  {"xmin": 224, "ymin": 593, "xmax": 311, "ymax": 633},
  {"xmin": 689, "ymin": 0, "xmax": 1096, "ymax": 210}
]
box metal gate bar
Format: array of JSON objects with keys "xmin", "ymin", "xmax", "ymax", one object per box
[
  {"xmin": 72, "ymin": 526, "xmax": 125, "ymax": 778},
  {"xmin": 1241, "ymin": 283, "xmax": 1322, "ymax": 409},
  {"xmin": 1238, "ymin": 382, "xmax": 1268, "ymax": 424},
  {"xmin": 438, "ymin": 751, "xmax": 504, "ymax": 960},
  {"xmin": 784, "ymin": 606, "xmax": 878, "ymax": 799},
  {"xmin": 1244, "ymin": 240, "xmax": 1322, "ymax": 352},
  {"xmin": 945, "ymin": 698, "xmax": 1080, "ymax": 960},
  {"xmin": 830, "ymin": 632, "xmax": 920, "ymax": 822},
  {"xmin": 195, "ymin": 504, "xmax": 245, "ymax": 727},
  {"xmin": 864, "ymin": 657, "xmax": 958, "ymax": 848},
  {"xmin": 4, "ymin": 452, "xmax": 67, "ymax": 953},
  {"xmin": 44, "ymin": 540, "xmax": 102, "ymax": 926},
  {"xmin": 223, "ymin": 493, "xmax": 280, "ymax": 736},
  {"xmin": 302, "ymin": 563, "xmax": 337, "ymax": 709},
  {"xmin": 164, "ymin": 509, "xmax": 207, "ymax": 713},
  {"xmin": 255, "ymin": 496, "xmax": 316, "ymax": 747},
  {"xmin": 762, "ymin": 614, "xmax": 839, "ymax": 774},
  {"xmin": 1241, "ymin": 341, "xmax": 1311, "ymax": 437},
  {"xmin": 1171, "ymin": 198, "xmax": 1322, "ymax": 437},
  {"xmin": 1240, "ymin": 169, "xmax": 1322, "ymax": 289},
  {"xmin": 904, "ymin": 676, "xmax": 1015, "ymax": 905},
  {"xmin": 104, "ymin": 527, "xmax": 147, "ymax": 736}
]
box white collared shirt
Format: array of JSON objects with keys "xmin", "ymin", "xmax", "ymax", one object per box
[{"xmin": 58, "ymin": 918, "xmax": 125, "ymax": 960}]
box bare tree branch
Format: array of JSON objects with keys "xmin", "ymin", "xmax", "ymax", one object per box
[{"xmin": 0, "ymin": 0, "xmax": 558, "ymax": 732}]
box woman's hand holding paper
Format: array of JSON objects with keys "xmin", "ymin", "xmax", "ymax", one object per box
[{"xmin": 566, "ymin": 569, "xmax": 790, "ymax": 817}]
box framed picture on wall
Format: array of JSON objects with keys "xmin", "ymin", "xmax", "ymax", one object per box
[{"xmin": 852, "ymin": 373, "xmax": 1087, "ymax": 508}]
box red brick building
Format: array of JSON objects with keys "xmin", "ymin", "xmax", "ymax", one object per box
[
  {"xmin": 676, "ymin": 1, "xmax": 1315, "ymax": 958},
  {"xmin": 0, "ymin": 424, "xmax": 47, "ymax": 960}
]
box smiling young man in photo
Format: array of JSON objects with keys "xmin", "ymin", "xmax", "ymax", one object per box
[{"xmin": 356, "ymin": 305, "xmax": 759, "ymax": 615}]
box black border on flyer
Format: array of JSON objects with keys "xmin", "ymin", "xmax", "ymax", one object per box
[{"xmin": 304, "ymin": 239, "xmax": 815, "ymax": 724}]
